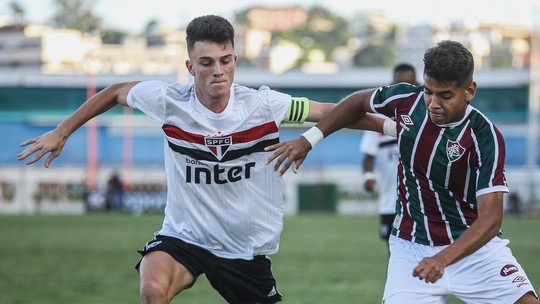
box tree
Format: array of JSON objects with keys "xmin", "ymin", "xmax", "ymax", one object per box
[
  {"xmin": 353, "ymin": 44, "xmax": 395, "ymax": 67},
  {"xmin": 8, "ymin": 1, "xmax": 25, "ymax": 24},
  {"xmin": 144, "ymin": 19, "xmax": 164, "ymax": 47},
  {"xmin": 272, "ymin": 6, "xmax": 351, "ymax": 67},
  {"xmin": 50, "ymin": 0, "xmax": 102, "ymax": 33},
  {"xmin": 101, "ymin": 29, "xmax": 127, "ymax": 44}
]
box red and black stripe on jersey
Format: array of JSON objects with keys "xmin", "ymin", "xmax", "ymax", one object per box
[{"xmin": 162, "ymin": 121, "xmax": 279, "ymax": 162}]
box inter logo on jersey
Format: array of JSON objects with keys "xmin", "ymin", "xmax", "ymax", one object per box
[
  {"xmin": 446, "ymin": 140, "xmax": 465, "ymax": 162},
  {"xmin": 205, "ymin": 135, "xmax": 232, "ymax": 160}
]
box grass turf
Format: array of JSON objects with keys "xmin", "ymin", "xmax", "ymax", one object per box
[{"xmin": 0, "ymin": 213, "xmax": 538, "ymax": 303}]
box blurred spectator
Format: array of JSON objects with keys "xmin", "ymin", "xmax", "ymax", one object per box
[
  {"xmin": 506, "ymin": 192, "xmax": 522, "ymax": 216},
  {"xmin": 105, "ymin": 173, "xmax": 123, "ymax": 211}
]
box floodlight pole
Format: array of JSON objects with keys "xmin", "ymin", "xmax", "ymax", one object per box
[{"xmin": 527, "ymin": 16, "xmax": 540, "ymax": 212}]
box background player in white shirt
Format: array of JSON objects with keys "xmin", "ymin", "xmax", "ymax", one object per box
[
  {"xmin": 18, "ymin": 15, "xmax": 389, "ymax": 304},
  {"xmin": 360, "ymin": 130, "xmax": 399, "ymax": 247},
  {"xmin": 360, "ymin": 63, "xmax": 417, "ymax": 252}
]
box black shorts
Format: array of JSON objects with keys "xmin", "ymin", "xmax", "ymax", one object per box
[
  {"xmin": 135, "ymin": 235, "xmax": 282, "ymax": 303},
  {"xmin": 379, "ymin": 213, "xmax": 396, "ymax": 240}
]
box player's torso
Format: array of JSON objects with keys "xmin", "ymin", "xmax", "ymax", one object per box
[{"xmin": 159, "ymin": 84, "xmax": 286, "ymax": 257}]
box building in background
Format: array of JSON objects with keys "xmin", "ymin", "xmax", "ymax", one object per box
[{"xmin": 0, "ymin": 5, "xmax": 538, "ymax": 215}]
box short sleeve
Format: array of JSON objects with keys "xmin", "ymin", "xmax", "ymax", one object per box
[
  {"xmin": 257, "ymin": 85, "xmax": 293, "ymax": 126},
  {"xmin": 127, "ymin": 80, "xmax": 169, "ymax": 124}
]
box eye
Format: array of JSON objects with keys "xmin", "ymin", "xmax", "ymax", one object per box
[{"xmin": 441, "ymin": 94, "xmax": 453, "ymax": 100}]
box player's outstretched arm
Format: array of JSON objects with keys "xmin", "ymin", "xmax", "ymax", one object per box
[
  {"xmin": 266, "ymin": 89, "xmax": 381, "ymax": 175},
  {"xmin": 18, "ymin": 81, "xmax": 139, "ymax": 167},
  {"xmin": 18, "ymin": 129, "xmax": 70, "ymax": 168}
]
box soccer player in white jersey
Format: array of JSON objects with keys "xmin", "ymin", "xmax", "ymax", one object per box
[
  {"xmin": 360, "ymin": 63, "xmax": 418, "ymax": 252},
  {"xmin": 360, "ymin": 129, "xmax": 399, "ymax": 248},
  {"xmin": 267, "ymin": 40, "xmax": 538, "ymax": 304},
  {"xmin": 17, "ymin": 15, "xmax": 388, "ymax": 304}
]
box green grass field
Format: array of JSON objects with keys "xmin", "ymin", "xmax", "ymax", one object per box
[{"xmin": 0, "ymin": 213, "xmax": 538, "ymax": 303}]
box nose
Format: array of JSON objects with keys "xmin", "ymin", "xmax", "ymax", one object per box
[
  {"xmin": 428, "ymin": 95, "xmax": 442, "ymax": 110},
  {"xmin": 213, "ymin": 63, "xmax": 224, "ymax": 76}
]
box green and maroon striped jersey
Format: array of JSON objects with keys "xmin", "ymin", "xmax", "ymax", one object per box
[{"xmin": 370, "ymin": 84, "xmax": 508, "ymax": 246}]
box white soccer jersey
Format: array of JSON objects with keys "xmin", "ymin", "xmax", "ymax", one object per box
[
  {"xmin": 127, "ymin": 80, "xmax": 292, "ymax": 259},
  {"xmin": 359, "ymin": 131, "xmax": 399, "ymax": 214}
]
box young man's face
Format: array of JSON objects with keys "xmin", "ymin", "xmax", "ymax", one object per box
[
  {"xmin": 423, "ymin": 76, "xmax": 476, "ymax": 125},
  {"xmin": 186, "ymin": 40, "xmax": 237, "ymax": 103}
]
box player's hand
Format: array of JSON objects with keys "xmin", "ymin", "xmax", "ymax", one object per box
[
  {"xmin": 412, "ymin": 255, "xmax": 446, "ymax": 283},
  {"xmin": 364, "ymin": 179, "xmax": 376, "ymax": 192},
  {"xmin": 264, "ymin": 137, "xmax": 312, "ymax": 176},
  {"xmin": 18, "ymin": 129, "xmax": 67, "ymax": 167}
]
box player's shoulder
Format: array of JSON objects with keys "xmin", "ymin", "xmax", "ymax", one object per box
[
  {"xmin": 161, "ymin": 82, "xmax": 194, "ymax": 102},
  {"xmin": 233, "ymin": 83, "xmax": 291, "ymax": 108},
  {"xmin": 384, "ymin": 83, "xmax": 423, "ymax": 95},
  {"xmin": 233, "ymin": 83, "xmax": 285, "ymax": 97},
  {"xmin": 466, "ymin": 106, "xmax": 504, "ymax": 141},
  {"xmin": 467, "ymin": 106, "xmax": 499, "ymax": 129}
]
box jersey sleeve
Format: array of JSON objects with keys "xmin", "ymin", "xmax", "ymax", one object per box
[
  {"xmin": 257, "ymin": 85, "xmax": 295, "ymax": 126},
  {"xmin": 127, "ymin": 80, "xmax": 169, "ymax": 125},
  {"xmin": 370, "ymin": 83, "xmax": 421, "ymax": 119},
  {"xmin": 475, "ymin": 123, "xmax": 509, "ymax": 196}
]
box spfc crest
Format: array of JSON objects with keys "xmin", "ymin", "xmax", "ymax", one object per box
[
  {"xmin": 205, "ymin": 135, "xmax": 232, "ymax": 160},
  {"xmin": 446, "ymin": 140, "xmax": 465, "ymax": 162}
]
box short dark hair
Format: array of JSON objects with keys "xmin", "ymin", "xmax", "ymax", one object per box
[
  {"xmin": 393, "ymin": 63, "xmax": 416, "ymax": 75},
  {"xmin": 423, "ymin": 40, "xmax": 474, "ymax": 87},
  {"xmin": 185, "ymin": 15, "xmax": 235, "ymax": 54}
]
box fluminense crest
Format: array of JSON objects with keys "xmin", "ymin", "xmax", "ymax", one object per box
[{"xmin": 446, "ymin": 140, "xmax": 465, "ymax": 162}]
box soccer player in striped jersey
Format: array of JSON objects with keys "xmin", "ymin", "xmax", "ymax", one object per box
[
  {"xmin": 267, "ymin": 40, "xmax": 538, "ymax": 303},
  {"xmin": 18, "ymin": 14, "xmax": 389, "ymax": 304}
]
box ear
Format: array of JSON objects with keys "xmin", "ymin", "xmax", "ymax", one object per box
[
  {"xmin": 185, "ymin": 59, "xmax": 195, "ymax": 76},
  {"xmin": 465, "ymin": 81, "xmax": 477, "ymax": 102}
]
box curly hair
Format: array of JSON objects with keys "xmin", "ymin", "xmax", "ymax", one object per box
[
  {"xmin": 423, "ymin": 40, "xmax": 474, "ymax": 87},
  {"xmin": 185, "ymin": 15, "xmax": 235, "ymax": 54}
]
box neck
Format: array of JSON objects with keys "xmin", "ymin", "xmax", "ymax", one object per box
[{"xmin": 195, "ymin": 88, "xmax": 230, "ymax": 113}]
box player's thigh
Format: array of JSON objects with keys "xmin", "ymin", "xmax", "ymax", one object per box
[
  {"xmin": 383, "ymin": 254, "xmax": 448, "ymax": 303},
  {"xmin": 449, "ymin": 243, "xmax": 537, "ymax": 304},
  {"xmin": 383, "ymin": 236, "xmax": 449, "ymax": 302},
  {"xmin": 139, "ymin": 251, "xmax": 194, "ymax": 296},
  {"xmin": 515, "ymin": 292, "xmax": 539, "ymax": 304}
]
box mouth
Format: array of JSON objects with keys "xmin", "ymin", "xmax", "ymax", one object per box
[
  {"xmin": 211, "ymin": 80, "xmax": 228, "ymax": 86},
  {"xmin": 429, "ymin": 112, "xmax": 444, "ymax": 118}
]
